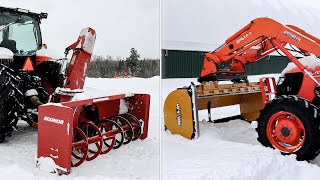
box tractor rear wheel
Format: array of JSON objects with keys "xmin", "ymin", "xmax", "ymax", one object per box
[
  {"xmin": 256, "ymin": 95, "xmax": 320, "ymax": 161},
  {"xmin": 0, "ymin": 67, "xmax": 24, "ymax": 142}
]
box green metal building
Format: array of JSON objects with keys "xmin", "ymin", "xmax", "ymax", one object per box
[{"xmin": 162, "ymin": 49, "xmax": 291, "ymax": 79}]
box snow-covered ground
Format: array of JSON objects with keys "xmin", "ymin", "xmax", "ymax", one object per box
[
  {"xmin": 0, "ymin": 77, "xmax": 160, "ymax": 180},
  {"xmin": 162, "ymin": 74, "xmax": 320, "ymax": 180}
]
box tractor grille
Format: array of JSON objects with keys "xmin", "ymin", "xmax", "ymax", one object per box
[{"xmin": 0, "ymin": 58, "xmax": 14, "ymax": 68}]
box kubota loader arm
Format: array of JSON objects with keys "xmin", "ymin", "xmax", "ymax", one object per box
[{"xmin": 200, "ymin": 17, "xmax": 320, "ymax": 84}]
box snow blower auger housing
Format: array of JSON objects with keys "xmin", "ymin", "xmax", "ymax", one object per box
[
  {"xmin": 164, "ymin": 17, "xmax": 320, "ymax": 161},
  {"xmin": 37, "ymin": 93, "xmax": 150, "ymax": 174}
]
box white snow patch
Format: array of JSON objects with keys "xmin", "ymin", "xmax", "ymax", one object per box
[
  {"xmin": 78, "ymin": 28, "xmax": 96, "ymax": 54},
  {"xmin": 281, "ymin": 56, "xmax": 320, "ymax": 76},
  {"xmin": 55, "ymin": 87, "xmax": 84, "ymax": 94},
  {"xmin": 125, "ymin": 92, "xmax": 134, "ymax": 97},
  {"xmin": 83, "ymin": 62, "xmax": 88, "ymax": 77},
  {"xmin": 41, "ymin": 102, "xmax": 64, "ymax": 107},
  {"xmin": 119, "ymin": 99, "xmax": 128, "ymax": 114},
  {"xmin": 36, "ymin": 48, "xmax": 62, "ymax": 59},
  {"xmin": 25, "ymin": 89, "xmax": 38, "ymax": 97},
  {"xmin": 36, "ymin": 156, "xmax": 66, "ymax": 174},
  {"xmin": 0, "ymin": 47, "xmax": 13, "ymax": 59}
]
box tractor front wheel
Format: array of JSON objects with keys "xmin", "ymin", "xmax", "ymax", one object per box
[{"xmin": 257, "ymin": 96, "xmax": 320, "ymax": 161}]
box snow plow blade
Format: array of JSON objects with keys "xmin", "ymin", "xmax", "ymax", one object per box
[
  {"xmin": 164, "ymin": 82, "xmax": 264, "ymax": 139},
  {"xmin": 37, "ymin": 93, "xmax": 150, "ymax": 175},
  {"xmin": 164, "ymin": 88, "xmax": 196, "ymax": 139}
]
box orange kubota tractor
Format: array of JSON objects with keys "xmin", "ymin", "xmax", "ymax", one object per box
[
  {"xmin": 164, "ymin": 17, "xmax": 320, "ymax": 161},
  {"xmin": 0, "ymin": 7, "xmax": 150, "ymax": 174}
]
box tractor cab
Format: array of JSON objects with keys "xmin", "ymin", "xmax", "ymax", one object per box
[{"xmin": 0, "ymin": 6, "xmax": 47, "ymax": 69}]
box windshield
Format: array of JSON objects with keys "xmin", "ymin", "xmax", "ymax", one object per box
[{"xmin": 0, "ymin": 11, "xmax": 42, "ymax": 55}]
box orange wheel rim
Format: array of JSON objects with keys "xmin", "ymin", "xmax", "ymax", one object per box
[{"xmin": 266, "ymin": 111, "xmax": 305, "ymax": 153}]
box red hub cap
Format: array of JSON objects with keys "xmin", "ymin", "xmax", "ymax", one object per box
[{"xmin": 266, "ymin": 111, "xmax": 305, "ymax": 153}]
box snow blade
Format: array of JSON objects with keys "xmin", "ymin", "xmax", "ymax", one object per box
[
  {"xmin": 37, "ymin": 93, "xmax": 150, "ymax": 175},
  {"xmin": 164, "ymin": 82, "xmax": 265, "ymax": 140},
  {"xmin": 164, "ymin": 87, "xmax": 199, "ymax": 139}
]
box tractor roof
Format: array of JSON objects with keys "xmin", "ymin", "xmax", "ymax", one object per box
[{"xmin": 0, "ymin": 6, "xmax": 47, "ymax": 22}]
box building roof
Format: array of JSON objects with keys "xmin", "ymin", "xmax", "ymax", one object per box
[{"xmin": 162, "ymin": 40, "xmax": 217, "ymax": 52}]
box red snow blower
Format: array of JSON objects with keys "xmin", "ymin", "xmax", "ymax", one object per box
[
  {"xmin": 34, "ymin": 14, "xmax": 151, "ymax": 175},
  {"xmin": 0, "ymin": 6, "xmax": 150, "ymax": 175}
]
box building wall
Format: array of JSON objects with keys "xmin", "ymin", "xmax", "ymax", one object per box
[{"xmin": 162, "ymin": 49, "xmax": 291, "ymax": 78}]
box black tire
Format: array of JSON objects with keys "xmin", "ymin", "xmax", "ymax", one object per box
[
  {"xmin": 256, "ymin": 95, "xmax": 320, "ymax": 161},
  {"xmin": 0, "ymin": 66, "xmax": 24, "ymax": 142}
]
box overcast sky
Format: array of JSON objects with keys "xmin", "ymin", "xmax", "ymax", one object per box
[
  {"xmin": 2, "ymin": 0, "xmax": 159, "ymax": 58},
  {"xmin": 162, "ymin": 0, "xmax": 320, "ymax": 51}
]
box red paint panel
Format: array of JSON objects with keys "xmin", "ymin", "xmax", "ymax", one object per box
[
  {"xmin": 64, "ymin": 51, "xmax": 91, "ymax": 90},
  {"xmin": 36, "ymin": 56, "xmax": 53, "ymax": 66},
  {"xmin": 128, "ymin": 94, "xmax": 150, "ymax": 140},
  {"xmin": 37, "ymin": 105, "xmax": 73, "ymax": 173},
  {"xmin": 96, "ymin": 99, "xmax": 121, "ymax": 119}
]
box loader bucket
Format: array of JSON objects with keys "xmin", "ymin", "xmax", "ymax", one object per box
[
  {"xmin": 164, "ymin": 82, "xmax": 265, "ymax": 139},
  {"xmin": 37, "ymin": 93, "xmax": 150, "ymax": 175}
]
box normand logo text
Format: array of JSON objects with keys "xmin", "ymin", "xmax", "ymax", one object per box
[{"xmin": 44, "ymin": 116, "xmax": 64, "ymax": 125}]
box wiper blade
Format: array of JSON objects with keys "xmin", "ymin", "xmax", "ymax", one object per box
[{"xmin": 0, "ymin": 17, "xmax": 21, "ymax": 32}]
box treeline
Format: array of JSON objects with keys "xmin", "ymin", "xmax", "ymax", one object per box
[{"xmin": 87, "ymin": 48, "xmax": 160, "ymax": 78}]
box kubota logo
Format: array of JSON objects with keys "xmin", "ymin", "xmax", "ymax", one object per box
[
  {"xmin": 236, "ymin": 32, "xmax": 252, "ymax": 44},
  {"xmin": 176, "ymin": 104, "xmax": 182, "ymax": 126},
  {"xmin": 312, "ymin": 70, "xmax": 320, "ymax": 76},
  {"xmin": 283, "ymin": 31, "xmax": 301, "ymax": 42},
  {"xmin": 44, "ymin": 116, "xmax": 64, "ymax": 125}
]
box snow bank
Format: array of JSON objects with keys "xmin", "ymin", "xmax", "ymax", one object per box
[
  {"xmin": 163, "ymin": 121, "xmax": 320, "ymax": 180},
  {"xmin": 281, "ymin": 56, "xmax": 320, "ymax": 76}
]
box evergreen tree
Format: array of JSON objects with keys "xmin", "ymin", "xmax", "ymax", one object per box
[
  {"xmin": 117, "ymin": 60, "xmax": 126, "ymax": 75},
  {"xmin": 126, "ymin": 48, "xmax": 140, "ymax": 75},
  {"xmin": 87, "ymin": 49, "xmax": 159, "ymax": 78}
]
